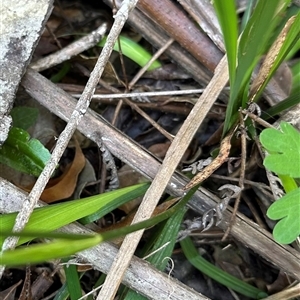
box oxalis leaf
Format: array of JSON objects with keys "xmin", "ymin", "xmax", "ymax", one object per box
[
  {"xmin": 267, "ymin": 188, "xmax": 300, "ymax": 244},
  {"xmin": 260, "ymin": 122, "xmax": 300, "ymax": 178},
  {"xmin": 260, "ymin": 121, "xmax": 300, "ymax": 244},
  {"xmin": 0, "ymin": 127, "xmax": 51, "ymax": 177}
]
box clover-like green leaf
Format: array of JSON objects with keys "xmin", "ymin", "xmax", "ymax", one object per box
[
  {"xmin": 0, "ymin": 127, "xmax": 51, "ymax": 177},
  {"xmin": 260, "ymin": 122, "xmax": 300, "ymax": 178},
  {"xmin": 267, "ymin": 188, "xmax": 300, "ymax": 244}
]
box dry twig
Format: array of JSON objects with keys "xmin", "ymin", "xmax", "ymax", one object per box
[
  {"xmin": 30, "ymin": 23, "xmax": 107, "ymax": 72},
  {"xmin": 222, "ymin": 113, "xmax": 247, "ymax": 240},
  {"xmin": 184, "ymin": 126, "xmax": 236, "ymax": 190}
]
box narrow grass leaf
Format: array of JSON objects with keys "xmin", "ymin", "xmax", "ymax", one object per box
[
  {"xmin": 50, "ymin": 61, "xmax": 71, "ymax": 83},
  {"xmin": 291, "ymin": 60, "xmax": 300, "ymax": 92},
  {"xmin": 261, "ymin": 86, "xmax": 300, "ymax": 119},
  {"xmin": 54, "ymin": 272, "xmax": 85, "ymax": 300},
  {"xmin": 0, "ymin": 182, "xmax": 149, "ymax": 246},
  {"xmin": 0, "ymin": 186, "xmax": 199, "ymax": 267},
  {"xmin": 180, "ymin": 237, "xmax": 268, "ymax": 299},
  {"xmin": 98, "ymin": 35, "xmax": 161, "ymax": 71},
  {"xmin": 240, "ymin": 0, "xmax": 256, "ymax": 32},
  {"xmin": 223, "ymin": 0, "xmax": 291, "ymax": 134},
  {"xmin": 63, "ymin": 257, "xmax": 82, "ymax": 300},
  {"xmin": 0, "ymin": 235, "xmax": 102, "ymax": 266},
  {"xmin": 213, "ymin": 0, "xmax": 238, "ymax": 85},
  {"xmin": 122, "ymin": 207, "xmax": 188, "ymax": 299}
]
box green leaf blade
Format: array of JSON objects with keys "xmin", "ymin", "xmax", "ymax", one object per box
[
  {"xmin": 0, "ymin": 185, "xmax": 199, "ymax": 267},
  {"xmin": 251, "ymin": 12, "xmax": 300, "ymax": 103},
  {"xmin": 63, "ymin": 257, "xmax": 82, "ymax": 300},
  {"xmin": 213, "ymin": 0, "xmax": 238, "ymax": 85},
  {"xmin": 0, "ymin": 183, "xmax": 150, "ymax": 247},
  {"xmin": 99, "ymin": 35, "xmax": 161, "ymax": 71},
  {"xmin": 0, "ymin": 236, "xmax": 102, "ymax": 267},
  {"xmin": 180, "ymin": 237, "xmax": 268, "ymax": 299},
  {"xmin": 223, "ymin": 0, "xmax": 292, "ymax": 134}
]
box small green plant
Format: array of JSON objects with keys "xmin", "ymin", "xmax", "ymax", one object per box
[
  {"xmin": 0, "ymin": 126, "xmax": 51, "ymax": 177},
  {"xmin": 260, "ymin": 121, "xmax": 300, "ymax": 244},
  {"xmin": 213, "ymin": 0, "xmax": 300, "ymax": 135},
  {"xmin": 0, "ymin": 106, "xmax": 51, "ymax": 177},
  {"xmin": 213, "ymin": 0, "xmax": 300, "ymax": 245}
]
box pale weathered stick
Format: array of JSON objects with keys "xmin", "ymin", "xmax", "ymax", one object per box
[
  {"xmin": 0, "ymin": 0, "xmax": 137, "ymax": 276},
  {"xmin": 30, "ymin": 23, "xmax": 107, "ymax": 72},
  {"xmin": 73, "ymin": 88, "xmax": 206, "ymax": 99},
  {"xmin": 97, "ymin": 55, "xmax": 229, "ymax": 299}
]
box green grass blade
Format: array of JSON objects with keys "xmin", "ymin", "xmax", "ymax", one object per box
[
  {"xmin": 98, "ymin": 35, "xmax": 161, "ymax": 71},
  {"xmin": 54, "ymin": 272, "xmax": 85, "ymax": 300},
  {"xmin": 285, "ymin": 34, "xmax": 300, "ymax": 60},
  {"xmin": 0, "ymin": 183, "xmax": 149, "ymax": 246},
  {"xmin": 240, "ymin": 0, "xmax": 256, "ymax": 32},
  {"xmin": 291, "ymin": 60, "xmax": 300, "ymax": 92},
  {"xmin": 223, "ymin": 0, "xmax": 292, "ymax": 134},
  {"xmin": 236, "ymin": 0, "xmax": 291, "ymax": 95},
  {"xmin": 0, "ymin": 235, "xmax": 102, "ymax": 266},
  {"xmin": 261, "ymin": 86, "xmax": 300, "ymax": 119},
  {"xmin": 146, "ymin": 207, "xmax": 188, "ymax": 269},
  {"xmin": 213, "ymin": 0, "xmax": 238, "ymax": 86},
  {"xmin": 53, "ymin": 283, "xmax": 69, "ymax": 300},
  {"xmin": 0, "ymin": 186, "xmax": 199, "ymax": 267},
  {"xmin": 180, "ymin": 237, "xmax": 268, "ymax": 299},
  {"xmin": 123, "ymin": 205, "xmax": 189, "ymax": 300},
  {"xmin": 50, "ymin": 61, "xmax": 71, "ymax": 83},
  {"xmin": 62, "ymin": 257, "xmax": 82, "ymax": 300},
  {"xmin": 80, "ymin": 182, "xmax": 149, "ymax": 224},
  {"xmin": 99, "ymin": 185, "xmax": 200, "ymax": 242}
]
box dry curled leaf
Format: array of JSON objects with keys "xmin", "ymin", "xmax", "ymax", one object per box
[{"xmin": 24, "ymin": 139, "xmax": 85, "ymax": 203}]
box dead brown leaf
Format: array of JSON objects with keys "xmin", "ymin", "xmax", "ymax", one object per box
[
  {"xmin": 24, "ymin": 139, "xmax": 85, "ymax": 202},
  {"xmin": 249, "ymin": 15, "xmax": 296, "ymax": 102}
]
